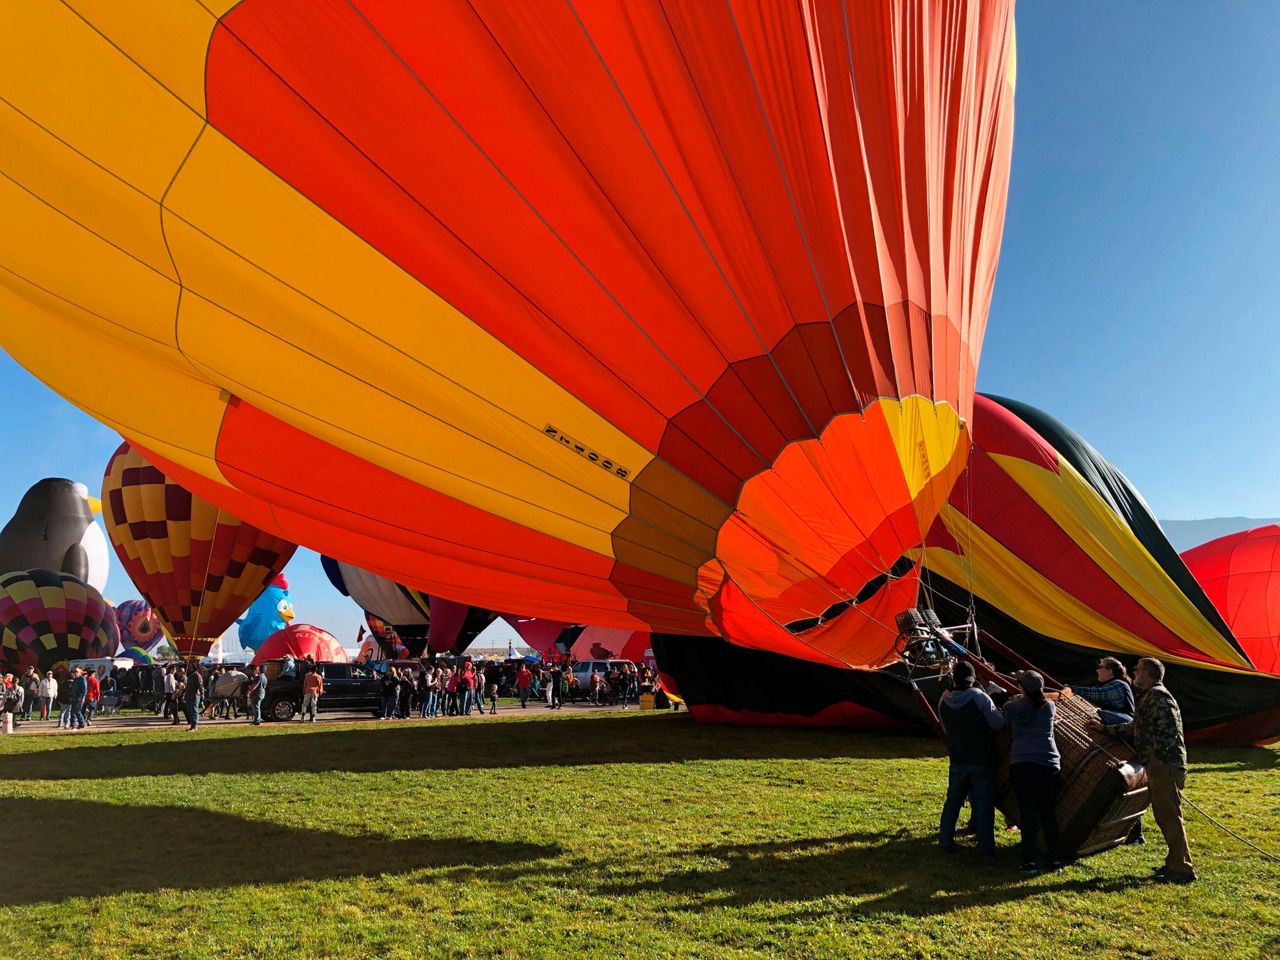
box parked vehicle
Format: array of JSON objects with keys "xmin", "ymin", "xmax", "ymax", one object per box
[
  {"xmin": 261, "ymin": 661, "xmax": 382, "ymax": 721},
  {"xmin": 570, "ymin": 659, "xmax": 635, "ymax": 700}
]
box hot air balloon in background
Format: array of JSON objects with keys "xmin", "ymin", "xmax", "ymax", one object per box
[
  {"xmin": 0, "ymin": 1, "xmax": 1016, "ymax": 667},
  {"xmin": 421, "ymin": 594, "xmax": 498, "ymax": 657},
  {"xmin": 101, "ymin": 443, "xmax": 297, "ymax": 657},
  {"xmin": 0, "ymin": 569, "xmax": 118, "ymax": 672},
  {"xmin": 1183, "ymin": 526, "xmax": 1280, "ymax": 676},
  {"xmin": 0, "ymin": 479, "xmax": 110, "ymax": 593},
  {"xmin": 570, "ymin": 626, "xmax": 651, "ymax": 664},
  {"xmin": 498, "ymin": 617, "xmax": 566, "ymax": 657},
  {"xmin": 321, "ymin": 556, "xmax": 430, "ymax": 653},
  {"xmin": 118, "ymin": 645, "xmax": 155, "ymax": 666},
  {"xmin": 251, "ymin": 623, "xmax": 348, "ymax": 665},
  {"xmin": 235, "ymin": 573, "xmax": 295, "ymax": 651},
  {"xmin": 113, "ymin": 598, "xmax": 166, "ymax": 653}
]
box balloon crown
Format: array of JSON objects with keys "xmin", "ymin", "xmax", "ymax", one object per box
[{"xmin": 270, "ymin": 573, "xmax": 289, "ymax": 590}]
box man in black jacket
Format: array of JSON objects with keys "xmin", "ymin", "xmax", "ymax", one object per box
[{"xmin": 938, "ymin": 660, "xmax": 1006, "ymax": 854}]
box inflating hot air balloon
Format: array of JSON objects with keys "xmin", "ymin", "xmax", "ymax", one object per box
[
  {"xmin": 101, "ymin": 443, "xmax": 297, "ymax": 657},
  {"xmin": 0, "ymin": 479, "xmax": 110, "ymax": 592},
  {"xmin": 655, "ymin": 395, "xmax": 1280, "ymax": 745},
  {"xmin": 0, "ymin": 1, "xmax": 1015, "ymax": 666},
  {"xmin": 1183, "ymin": 526, "xmax": 1280, "ymax": 676},
  {"xmin": 251, "ymin": 624, "xmax": 347, "ymax": 665},
  {"xmin": 113, "ymin": 598, "xmax": 166, "ymax": 653},
  {"xmin": 0, "ymin": 569, "xmax": 118, "ymax": 672}
]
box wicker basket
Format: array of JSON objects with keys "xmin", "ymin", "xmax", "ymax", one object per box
[{"xmin": 995, "ymin": 695, "xmax": 1148, "ymax": 859}]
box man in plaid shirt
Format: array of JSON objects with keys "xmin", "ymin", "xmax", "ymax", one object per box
[{"xmin": 1089, "ymin": 657, "xmax": 1194, "ymax": 884}]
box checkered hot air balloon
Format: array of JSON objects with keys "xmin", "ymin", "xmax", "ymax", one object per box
[
  {"xmin": 101, "ymin": 443, "xmax": 297, "ymax": 658},
  {"xmin": 0, "ymin": 569, "xmax": 117, "ymax": 672}
]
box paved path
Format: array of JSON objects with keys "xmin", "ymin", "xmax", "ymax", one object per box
[{"xmin": 5, "ymin": 700, "xmax": 660, "ymax": 735}]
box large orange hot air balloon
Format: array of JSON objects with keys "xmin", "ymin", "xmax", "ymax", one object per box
[
  {"xmin": 0, "ymin": 1, "xmax": 1015, "ymax": 667},
  {"xmin": 101, "ymin": 443, "xmax": 297, "ymax": 657}
]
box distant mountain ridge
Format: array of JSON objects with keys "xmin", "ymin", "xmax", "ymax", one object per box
[{"xmin": 1159, "ymin": 517, "xmax": 1280, "ymax": 553}]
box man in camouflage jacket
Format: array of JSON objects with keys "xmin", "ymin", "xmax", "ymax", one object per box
[{"xmin": 1090, "ymin": 657, "xmax": 1194, "ymax": 883}]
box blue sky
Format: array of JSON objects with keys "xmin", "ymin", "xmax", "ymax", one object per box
[{"xmin": 2, "ymin": 4, "xmax": 1278, "ymax": 637}]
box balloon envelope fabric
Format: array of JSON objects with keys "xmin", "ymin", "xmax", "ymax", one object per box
[
  {"xmin": 1183, "ymin": 526, "xmax": 1280, "ymax": 676},
  {"xmin": 101, "ymin": 443, "xmax": 298, "ymax": 657},
  {"xmin": 917, "ymin": 395, "xmax": 1280, "ymax": 743},
  {"xmin": 113, "ymin": 598, "xmax": 167, "ymax": 653},
  {"xmin": 0, "ymin": 1, "xmax": 1015, "ymax": 668},
  {"xmin": 0, "ymin": 569, "xmax": 117, "ymax": 672},
  {"xmin": 251, "ymin": 623, "xmax": 348, "ymax": 665}
]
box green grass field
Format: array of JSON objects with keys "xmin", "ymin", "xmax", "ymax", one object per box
[{"xmin": 0, "ymin": 709, "xmax": 1276, "ymax": 959}]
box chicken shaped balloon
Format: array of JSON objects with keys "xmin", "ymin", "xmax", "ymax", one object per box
[{"xmin": 236, "ymin": 573, "xmax": 295, "ymax": 651}]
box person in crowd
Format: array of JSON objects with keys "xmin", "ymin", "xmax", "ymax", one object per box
[
  {"xmin": 20, "ymin": 667, "xmax": 39, "ymax": 721},
  {"xmin": 152, "ymin": 667, "xmax": 167, "ymax": 715},
  {"xmin": 548, "ymin": 663, "xmax": 564, "ymax": 710},
  {"xmin": 182, "ymin": 665, "xmax": 203, "ymax": 731},
  {"xmin": 251, "ymin": 665, "xmax": 269, "ymax": 726},
  {"xmin": 515, "ymin": 663, "xmax": 532, "ymax": 709},
  {"xmin": 301, "ymin": 665, "xmax": 324, "ymax": 722},
  {"xmin": 2, "ymin": 673, "xmax": 22, "ymax": 731},
  {"xmin": 1066, "ymin": 656, "xmax": 1146, "ymax": 844},
  {"xmin": 937, "ymin": 660, "xmax": 1006, "ymax": 855},
  {"xmin": 101, "ymin": 668, "xmax": 118, "ymax": 703},
  {"xmin": 67, "ymin": 666, "xmax": 88, "ymax": 731},
  {"xmin": 1089, "ymin": 657, "xmax": 1195, "ymax": 883},
  {"xmin": 415, "ymin": 669, "xmax": 431, "ymax": 718},
  {"xmin": 58, "ymin": 673, "xmax": 75, "ymax": 729},
  {"xmin": 425, "ymin": 667, "xmax": 441, "ymax": 718},
  {"xmin": 1064, "ymin": 657, "xmax": 1135, "ymax": 725},
  {"xmin": 38, "ymin": 670, "xmax": 57, "ymax": 720},
  {"xmin": 486, "ymin": 677, "xmax": 498, "ymax": 715},
  {"xmin": 1004, "ymin": 670, "xmax": 1062, "ymax": 873},
  {"xmin": 83, "ymin": 667, "xmax": 101, "ymax": 726},
  {"xmin": 171, "ymin": 670, "xmax": 187, "ymax": 726},
  {"xmin": 163, "ymin": 666, "xmax": 179, "ymax": 722},
  {"xmin": 280, "ymin": 654, "xmax": 297, "ymax": 680},
  {"xmin": 445, "ymin": 667, "xmax": 459, "ymax": 716},
  {"xmin": 458, "ymin": 661, "xmax": 473, "ymax": 717},
  {"xmin": 380, "ymin": 667, "xmax": 400, "ymax": 720},
  {"xmin": 623, "ymin": 664, "xmax": 638, "ymax": 708},
  {"xmin": 397, "ymin": 668, "xmax": 414, "ymax": 719}
]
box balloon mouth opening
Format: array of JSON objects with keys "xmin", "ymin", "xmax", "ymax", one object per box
[{"xmin": 783, "ymin": 556, "xmax": 916, "ymax": 634}]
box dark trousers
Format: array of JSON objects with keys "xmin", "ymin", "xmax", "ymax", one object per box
[
  {"xmin": 1010, "ymin": 762, "xmax": 1061, "ymax": 864},
  {"xmin": 939, "ymin": 762, "xmax": 996, "ymax": 853}
]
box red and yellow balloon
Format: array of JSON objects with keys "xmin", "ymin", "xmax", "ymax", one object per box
[{"xmin": 0, "ymin": 1, "xmax": 1015, "ymax": 668}]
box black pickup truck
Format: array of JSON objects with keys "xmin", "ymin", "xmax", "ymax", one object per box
[{"xmin": 261, "ymin": 661, "xmax": 383, "ymax": 721}]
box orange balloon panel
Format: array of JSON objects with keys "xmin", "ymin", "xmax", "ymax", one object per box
[
  {"xmin": 1, "ymin": 1, "xmax": 1016, "ymax": 667},
  {"xmin": 102, "ymin": 443, "xmax": 297, "ymax": 657}
]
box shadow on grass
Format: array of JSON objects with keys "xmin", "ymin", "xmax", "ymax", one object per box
[
  {"xmin": 0, "ymin": 797, "xmax": 558, "ymax": 907},
  {"xmin": 588, "ymin": 829, "xmax": 1143, "ymax": 918},
  {"xmin": 1188, "ymin": 746, "xmax": 1280, "ymax": 771},
  {"xmin": 0, "ymin": 714, "xmax": 942, "ymax": 781}
]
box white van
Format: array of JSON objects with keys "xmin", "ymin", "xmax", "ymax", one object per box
[{"xmin": 68, "ymin": 657, "xmax": 134, "ymax": 680}]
